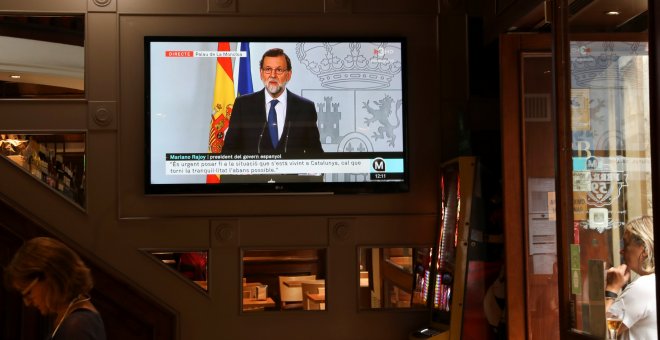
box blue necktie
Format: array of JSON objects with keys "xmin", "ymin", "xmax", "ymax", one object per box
[{"xmin": 268, "ymin": 99, "xmax": 279, "ymax": 148}]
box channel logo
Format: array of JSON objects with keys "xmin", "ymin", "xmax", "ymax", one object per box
[
  {"xmin": 372, "ymin": 157, "xmax": 386, "ymax": 172},
  {"xmin": 373, "ymin": 47, "xmax": 395, "ymax": 57}
]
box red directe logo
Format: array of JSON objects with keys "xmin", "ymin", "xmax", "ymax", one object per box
[{"xmin": 165, "ymin": 50, "xmax": 194, "ymax": 57}]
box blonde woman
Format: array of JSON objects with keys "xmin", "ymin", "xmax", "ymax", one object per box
[
  {"xmin": 4, "ymin": 237, "xmax": 106, "ymax": 340},
  {"xmin": 605, "ymin": 216, "xmax": 656, "ymax": 339}
]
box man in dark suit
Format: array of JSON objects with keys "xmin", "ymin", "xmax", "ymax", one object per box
[{"xmin": 223, "ymin": 48, "xmax": 323, "ymax": 155}]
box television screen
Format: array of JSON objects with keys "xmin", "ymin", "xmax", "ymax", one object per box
[{"xmin": 145, "ymin": 37, "xmax": 408, "ymax": 194}]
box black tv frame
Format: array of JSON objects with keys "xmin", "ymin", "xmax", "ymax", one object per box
[{"xmin": 144, "ymin": 36, "xmax": 409, "ymax": 195}]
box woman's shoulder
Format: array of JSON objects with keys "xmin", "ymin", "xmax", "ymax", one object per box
[
  {"xmin": 68, "ymin": 307, "xmax": 103, "ymax": 318},
  {"xmin": 625, "ymin": 273, "xmax": 655, "ymax": 295},
  {"xmin": 635, "ymin": 273, "xmax": 655, "ymax": 285},
  {"xmin": 55, "ymin": 309, "xmax": 106, "ymax": 340}
]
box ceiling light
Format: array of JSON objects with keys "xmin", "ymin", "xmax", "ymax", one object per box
[
  {"xmin": 9, "ymin": 75, "xmax": 21, "ymax": 79},
  {"xmin": 605, "ymin": 11, "xmax": 620, "ymax": 16}
]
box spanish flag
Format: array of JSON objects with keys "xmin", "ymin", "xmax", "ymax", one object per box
[{"xmin": 206, "ymin": 42, "xmax": 235, "ymax": 184}]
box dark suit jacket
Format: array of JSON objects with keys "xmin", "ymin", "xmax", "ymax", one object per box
[{"xmin": 223, "ymin": 89, "xmax": 323, "ymax": 155}]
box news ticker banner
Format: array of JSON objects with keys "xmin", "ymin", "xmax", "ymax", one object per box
[{"xmin": 164, "ymin": 153, "xmax": 404, "ymax": 179}]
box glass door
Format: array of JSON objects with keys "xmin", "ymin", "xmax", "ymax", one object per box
[
  {"xmin": 566, "ymin": 36, "xmax": 654, "ymax": 338},
  {"xmin": 558, "ymin": 0, "xmax": 656, "ymax": 338}
]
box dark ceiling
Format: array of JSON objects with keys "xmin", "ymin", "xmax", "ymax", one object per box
[
  {"xmin": 510, "ymin": 0, "xmax": 648, "ymax": 33},
  {"xmin": 0, "ymin": 15, "xmax": 84, "ymax": 46}
]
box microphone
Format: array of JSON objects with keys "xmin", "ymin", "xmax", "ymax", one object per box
[
  {"xmin": 283, "ymin": 120, "xmax": 291, "ymax": 153},
  {"xmin": 257, "ymin": 120, "xmax": 267, "ymax": 154}
]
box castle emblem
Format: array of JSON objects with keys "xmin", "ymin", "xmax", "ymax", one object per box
[{"xmin": 316, "ymin": 96, "xmax": 342, "ymax": 144}]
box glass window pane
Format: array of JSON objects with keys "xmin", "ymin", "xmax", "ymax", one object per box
[
  {"xmin": 146, "ymin": 250, "xmax": 208, "ymax": 291},
  {"xmin": 522, "ymin": 53, "xmax": 560, "ymax": 339},
  {"xmin": 569, "ymin": 39, "xmax": 654, "ymax": 337},
  {"xmin": 0, "ymin": 15, "xmax": 84, "ymax": 99},
  {"xmin": 358, "ymin": 247, "xmax": 430, "ymax": 310},
  {"xmin": 0, "ymin": 133, "xmax": 86, "ymax": 207},
  {"xmin": 241, "ymin": 249, "xmax": 326, "ymax": 312}
]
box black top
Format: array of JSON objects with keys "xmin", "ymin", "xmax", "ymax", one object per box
[{"xmin": 52, "ymin": 309, "xmax": 106, "ymax": 340}]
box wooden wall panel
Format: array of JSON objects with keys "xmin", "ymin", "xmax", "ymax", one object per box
[{"xmin": 0, "ymin": 0, "xmax": 443, "ymax": 339}]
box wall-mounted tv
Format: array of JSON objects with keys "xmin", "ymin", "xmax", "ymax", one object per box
[{"xmin": 145, "ymin": 37, "xmax": 408, "ymax": 194}]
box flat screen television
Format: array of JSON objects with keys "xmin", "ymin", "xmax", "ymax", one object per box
[{"xmin": 145, "ymin": 37, "xmax": 408, "ymax": 194}]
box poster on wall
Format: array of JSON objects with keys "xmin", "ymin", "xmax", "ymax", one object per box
[{"xmin": 570, "ymin": 88, "xmax": 591, "ymax": 131}]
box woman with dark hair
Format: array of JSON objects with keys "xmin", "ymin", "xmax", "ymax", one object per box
[
  {"xmin": 605, "ymin": 216, "xmax": 656, "ymax": 339},
  {"xmin": 4, "ymin": 237, "xmax": 106, "ymax": 340}
]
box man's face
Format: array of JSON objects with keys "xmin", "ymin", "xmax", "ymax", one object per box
[{"xmin": 260, "ymin": 55, "xmax": 291, "ymax": 97}]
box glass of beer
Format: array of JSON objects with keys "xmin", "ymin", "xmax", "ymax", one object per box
[{"xmin": 606, "ymin": 301, "xmax": 625, "ymax": 339}]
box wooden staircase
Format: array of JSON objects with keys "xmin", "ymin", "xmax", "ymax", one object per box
[{"xmin": 0, "ymin": 197, "xmax": 176, "ymax": 340}]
